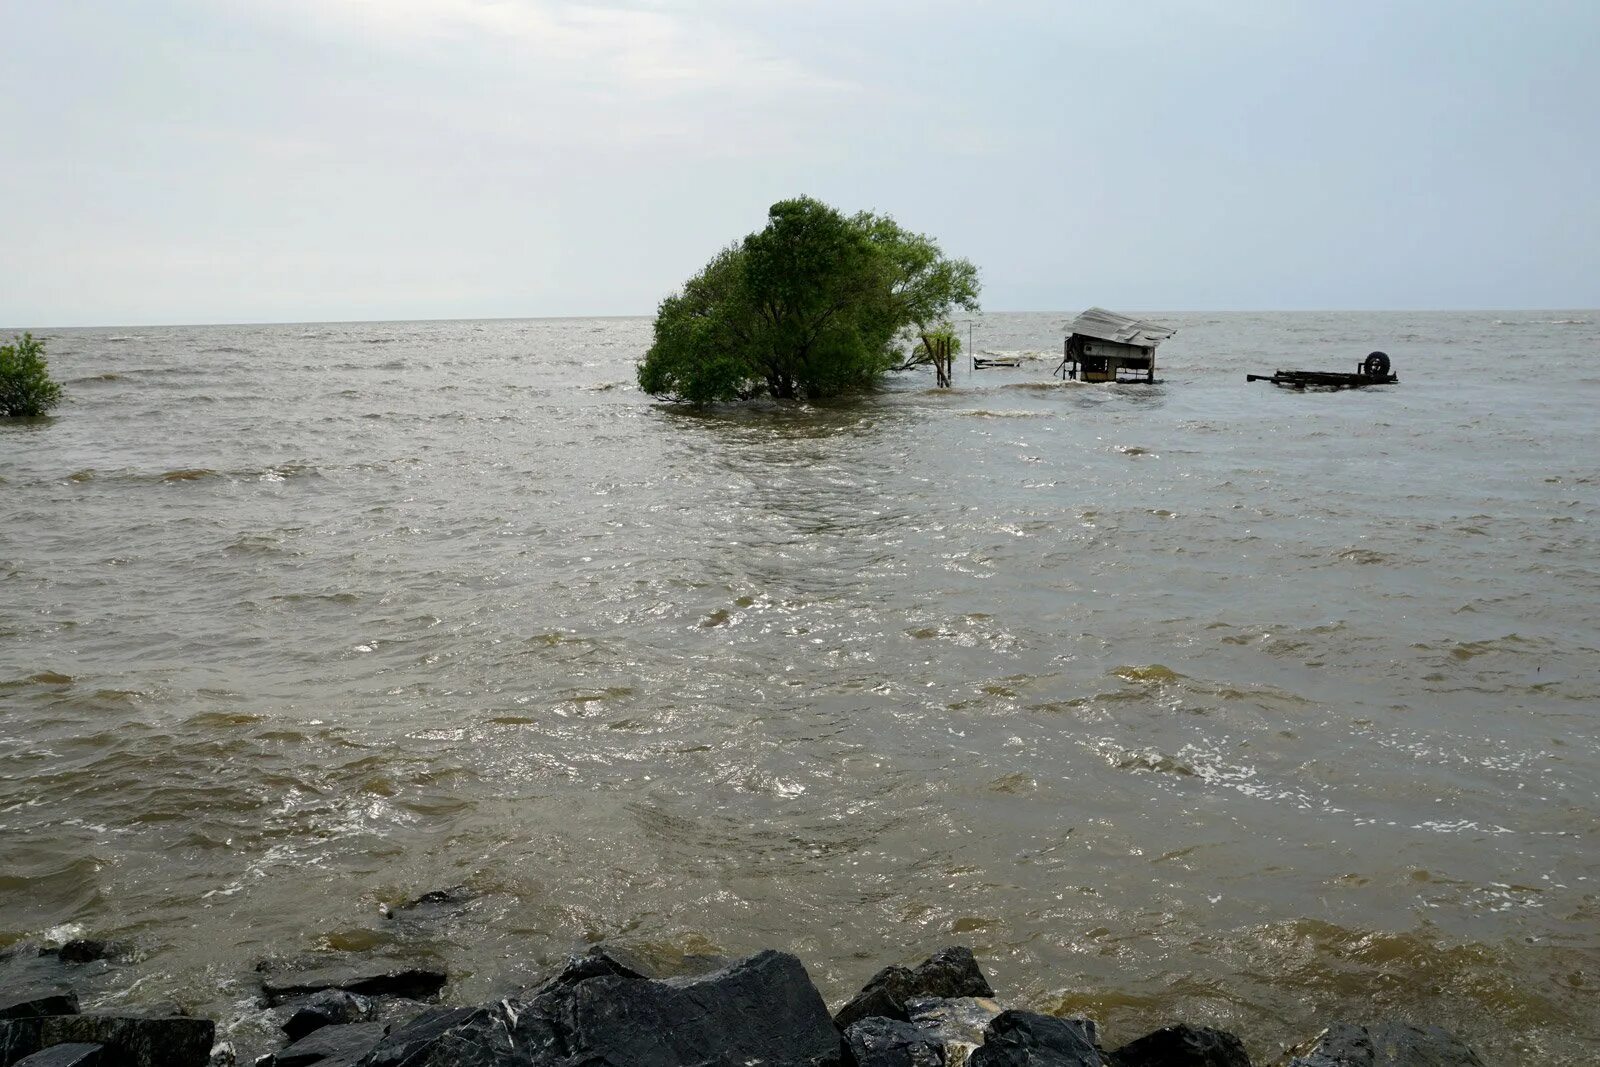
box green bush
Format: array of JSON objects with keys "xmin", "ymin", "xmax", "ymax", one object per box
[
  {"xmin": 638, "ymin": 197, "xmax": 979, "ymax": 404},
  {"xmin": 0, "ymin": 333, "xmax": 63, "ymax": 417}
]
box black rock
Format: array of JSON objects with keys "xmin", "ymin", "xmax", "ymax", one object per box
[
  {"xmin": 381, "ymin": 888, "xmax": 475, "ymax": 922},
  {"xmin": 356, "ymin": 1007, "xmax": 500, "ymax": 1067},
  {"xmin": 844, "ymin": 1016, "xmax": 946, "ymax": 1066},
  {"xmin": 10, "ymin": 1044, "xmax": 102, "ymax": 1066},
  {"xmin": 0, "ymin": 1015, "xmax": 214, "ymax": 1067},
  {"xmin": 271, "ymin": 1022, "xmax": 387, "ymax": 1067},
  {"xmin": 968, "ymin": 1011, "xmax": 1103, "ymax": 1067},
  {"xmin": 547, "ymin": 945, "xmax": 659, "ymax": 986},
  {"xmin": 1112, "ymin": 1024, "xmax": 1250, "ymax": 1067},
  {"xmin": 260, "ymin": 965, "xmax": 447, "ymax": 1006},
  {"xmin": 364, "ymin": 949, "xmax": 841, "ymax": 1067},
  {"xmin": 282, "ymin": 991, "xmax": 376, "ymax": 1042},
  {"xmin": 835, "ymin": 948, "xmax": 995, "ymax": 1031},
  {"xmin": 906, "ymin": 997, "xmax": 1004, "ymax": 1064},
  {"xmin": 837, "ymin": 987, "xmax": 908, "ymax": 1032},
  {"xmin": 53, "ymin": 944, "xmax": 118, "ymax": 966},
  {"xmin": 0, "ymin": 987, "xmax": 79, "ymax": 1021},
  {"xmin": 1279, "ymin": 1022, "xmax": 1484, "ymax": 1066}
]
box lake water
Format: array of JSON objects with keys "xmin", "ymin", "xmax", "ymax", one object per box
[{"xmin": 2, "ymin": 311, "xmax": 1596, "ymax": 1062}]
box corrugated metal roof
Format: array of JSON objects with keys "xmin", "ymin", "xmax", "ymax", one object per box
[{"xmin": 1066, "ymin": 307, "xmax": 1176, "ymax": 347}]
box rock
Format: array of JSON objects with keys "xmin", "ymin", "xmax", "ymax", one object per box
[
  {"xmin": 844, "ymin": 1016, "xmax": 946, "ymax": 1066},
  {"xmin": 1112, "ymin": 1024, "xmax": 1250, "ymax": 1067},
  {"xmin": 363, "ymin": 949, "xmax": 841, "ymax": 1067},
  {"xmin": 381, "ymin": 888, "xmax": 475, "ymax": 922},
  {"xmin": 0, "ymin": 987, "xmax": 79, "ymax": 1021},
  {"xmin": 838, "ymin": 986, "xmax": 907, "ymax": 1030},
  {"xmin": 260, "ymin": 965, "xmax": 447, "ymax": 1006},
  {"xmin": 10, "ymin": 1045, "xmax": 102, "ymax": 1067},
  {"xmin": 551, "ymin": 944, "xmax": 659, "ymax": 984},
  {"xmin": 908, "ymin": 997, "xmax": 1005, "ymax": 1067},
  {"xmin": 271, "ymin": 1022, "xmax": 387, "ymax": 1067},
  {"xmin": 401, "ymin": 888, "xmax": 471, "ymax": 910},
  {"xmin": 282, "ymin": 991, "xmax": 376, "ymax": 1042},
  {"xmin": 0, "ymin": 1015, "xmax": 214, "ymax": 1067},
  {"xmin": 52, "ymin": 944, "xmax": 119, "ymax": 966},
  {"xmin": 355, "ymin": 1007, "xmax": 497, "ymax": 1067},
  {"xmin": 835, "ymin": 948, "xmax": 996, "ymax": 1031},
  {"xmin": 968, "ymin": 1011, "xmax": 1103, "ymax": 1067},
  {"xmin": 209, "ymin": 1041, "xmax": 237, "ymax": 1067},
  {"xmin": 1277, "ymin": 1022, "xmax": 1484, "ymax": 1066}
]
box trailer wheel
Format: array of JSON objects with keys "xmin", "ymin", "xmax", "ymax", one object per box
[{"xmin": 1363, "ymin": 351, "xmax": 1391, "ymax": 377}]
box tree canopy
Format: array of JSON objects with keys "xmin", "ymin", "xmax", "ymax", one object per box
[
  {"xmin": 0, "ymin": 333, "xmax": 62, "ymax": 417},
  {"xmin": 637, "ymin": 197, "xmax": 979, "ymax": 404}
]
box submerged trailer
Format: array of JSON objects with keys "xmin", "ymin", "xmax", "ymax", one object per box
[
  {"xmin": 1247, "ymin": 351, "xmax": 1399, "ymax": 389},
  {"xmin": 1056, "ymin": 308, "xmax": 1175, "ymax": 383}
]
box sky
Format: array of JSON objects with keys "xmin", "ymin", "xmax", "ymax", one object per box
[{"xmin": 3, "ymin": 1, "xmax": 1597, "ymax": 325}]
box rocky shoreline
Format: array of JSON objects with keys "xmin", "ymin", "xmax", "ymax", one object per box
[{"xmin": 1, "ymin": 922, "xmax": 1487, "ymax": 1067}]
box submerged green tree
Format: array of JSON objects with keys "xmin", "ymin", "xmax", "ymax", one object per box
[
  {"xmin": 0, "ymin": 333, "xmax": 63, "ymax": 417},
  {"xmin": 638, "ymin": 197, "xmax": 979, "ymax": 403}
]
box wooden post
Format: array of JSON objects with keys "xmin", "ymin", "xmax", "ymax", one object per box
[{"xmin": 921, "ymin": 333, "xmax": 952, "ymax": 388}]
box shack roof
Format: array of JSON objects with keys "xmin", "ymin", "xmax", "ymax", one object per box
[{"xmin": 1066, "ymin": 307, "xmax": 1176, "ymax": 348}]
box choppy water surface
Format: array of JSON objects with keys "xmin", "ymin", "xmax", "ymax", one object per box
[{"xmin": 2, "ymin": 312, "xmax": 1597, "ymax": 1062}]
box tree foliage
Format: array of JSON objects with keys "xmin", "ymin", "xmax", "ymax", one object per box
[
  {"xmin": 0, "ymin": 333, "xmax": 62, "ymax": 417},
  {"xmin": 638, "ymin": 197, "xmax": 979, "ymax": 404}
]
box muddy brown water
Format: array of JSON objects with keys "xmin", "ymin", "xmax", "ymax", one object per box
[{"xmin": 2, "ymin": 312, "xmax": 1597, "ymax": 1062}]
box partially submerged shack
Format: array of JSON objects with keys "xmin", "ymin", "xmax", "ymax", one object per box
[{"xmin": 1056, "ymin": 308, "xmax": 1175, "ymax": 383}]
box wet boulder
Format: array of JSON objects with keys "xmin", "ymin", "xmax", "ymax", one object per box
[
  {"xmin": 362, "ymin": 949, "xmax": 841, "ymax": 1067},
  {"xmin": 267, "ymin": 1022, "xmax": 386, "ymax": 1067},
  {"xmin": 380, "ymin": 888, "xmax": 475, "ymax": 923},
  {"xmin": 0, "ymin": 1015, "xmax": 214, "ymax": 1067},
  {"xmin": 835, "ymin": 948, "xmax": 996, "ymax": 1031},
  {"xmin": 1111, "ymin": 1024, "xmax": 1250, "ymax": 1067},
  {"xmin": 51, "ymin": 945, "xmax": 119, "ymax": 967},
  {"xmin": 968, "ymin": 1011, "xmax": 1103, "ymax": 1067},
  {"xmin": 281, "ymin": 991, "xmax": 376, "ymax": 1042},
  {"xmin": 0, "ymin": 987, "xmax": 79, "ymax": 1021},
  {"xmin": 1277, "ymin": 1022, "xmax": 1484, "ymax": 1066},
  {"xmin": 908, "ymin": 997, "xmax": 1005, "ymax": 1066},
  {"xmin": 844, "ymin": 1016, "xmax": 946, "ymax": 1066},
  {"xmin": 548, "ymin": 944, "xmax": 660, "ymax": 984},
  {"xmin": 359, "ymin": 1005, "xmax": 530, "ymax": 1067},
  {"xmin": 260, "ymin": 965, "xmax": 446, "ymax": 1007},
  {"xmin": 10, "ymin": 1045, "xmax": 102, "ymax": 1066}
]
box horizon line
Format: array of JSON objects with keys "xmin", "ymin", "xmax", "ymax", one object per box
[{"xmin": 8, "ymin": 306, "xmax": 1598, "ymax": 332}]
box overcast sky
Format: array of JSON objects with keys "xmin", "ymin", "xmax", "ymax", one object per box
[{"xmin": 4, "ymin": 1, "xmax": 1596, "ymax": 325}]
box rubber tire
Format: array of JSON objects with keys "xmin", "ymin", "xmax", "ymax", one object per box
[{"xmin": 1364, "ymin": 351, "xmax": 1391, "ymax": 377}]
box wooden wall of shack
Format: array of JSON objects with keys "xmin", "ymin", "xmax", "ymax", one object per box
[{"xmin": 1064, "ymin": 333, "xmax": 1157, "ymax": 382}]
